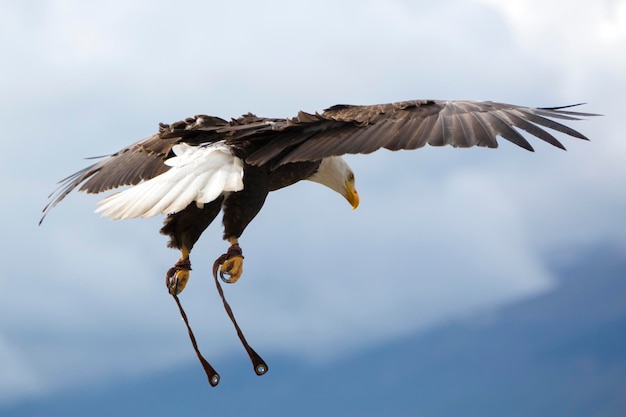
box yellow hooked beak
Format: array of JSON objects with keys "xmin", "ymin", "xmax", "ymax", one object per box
[{"xmin": 345, "ymin": 179, "xmax": 360, "ymax": 210}]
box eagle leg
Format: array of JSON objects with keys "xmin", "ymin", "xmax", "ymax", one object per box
[
  {"xmin": 168, "ymin": 246, "xmax": 192, "ymax": 295},
  {"xmin": 219, "ymin": 237, "xmax": 244, "ymax": 284},
  {"xmin": 161, "ymin": 198, "xmax": 225, "ymax": 295}
]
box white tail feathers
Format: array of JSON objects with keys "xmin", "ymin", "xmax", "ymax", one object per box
[{"xmin": 96, "ymin": 143, "xmax": 244, "ymax": 220}]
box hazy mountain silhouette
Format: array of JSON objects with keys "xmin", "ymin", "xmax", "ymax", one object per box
[{"xmin": 4, "ymin": 245, "xmax": 625, "ymax": 417}]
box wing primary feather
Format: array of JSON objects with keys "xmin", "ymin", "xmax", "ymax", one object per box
[
  {"xmin": 537, "ymin": 103, "xmax": 600, "ymax": 118},
  {"xmin": 40, "ymin": 163, "xmax": 102, "ymax": 225},
  {"xmin": 516, "ymin": 108, "xmax": 591, "ymax": 140},
  {"xmin": 488, "ymin": 111, "xmax": 535, "ymax": 151},
  {"xmin": 505, "ymin": 110, "xmax": 566, "ymax": 150}
]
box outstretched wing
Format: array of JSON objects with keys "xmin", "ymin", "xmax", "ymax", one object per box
[{"xmin": 242, "ymin": 100, "xmax": 597, "ymax": 167}]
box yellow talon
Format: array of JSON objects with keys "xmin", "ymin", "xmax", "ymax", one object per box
[
  {"xmin": 168, "ymin": 246, "xmax": 191, "ymax": 295},
  {"xmin": 220, "ymin": 256, "xmax": 244, "ymax": 283},
  {"xmin": 169, "ymin": 268, "xmax": 190, "ymax": 295}
]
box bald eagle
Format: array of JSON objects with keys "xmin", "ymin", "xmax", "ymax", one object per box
[
  {"xmin": 42, "ymin": 100, "xmax": 595, "ymax": 291},
  {"xmin": 41, "ymin": 99, "xmax": 595, "ymax": 383}
]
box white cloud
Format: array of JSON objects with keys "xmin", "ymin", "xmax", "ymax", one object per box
[
  {"xmin": 1, "ymin": 0, "xmax": 624, "ymax": 406},
  {"xmin": 477, "ymin": 0, "xmax": 626, "ymax": 98}
]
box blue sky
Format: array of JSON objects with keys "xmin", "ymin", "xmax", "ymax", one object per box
[{"xmin": 1, "ymin": 0, "xmax": 625, "ymax": 407}]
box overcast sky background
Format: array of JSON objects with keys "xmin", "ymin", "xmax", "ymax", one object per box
[{"xmin": 1, "ymin": 0, "xmax": 624, "ymax": 406}]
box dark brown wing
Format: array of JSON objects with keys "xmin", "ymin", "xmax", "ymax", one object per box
[
  {"xmin": 242, "ymin": 100, "xmax": 598, "ymax": 167},
  {"xmin": 40, "ymin": 115, "xmax": 232, "ymax": 224}
]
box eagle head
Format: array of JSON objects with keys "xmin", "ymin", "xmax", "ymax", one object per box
[{"xmin": 308, "ymin": 156, "xmax": 359, "ymax": 209}]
